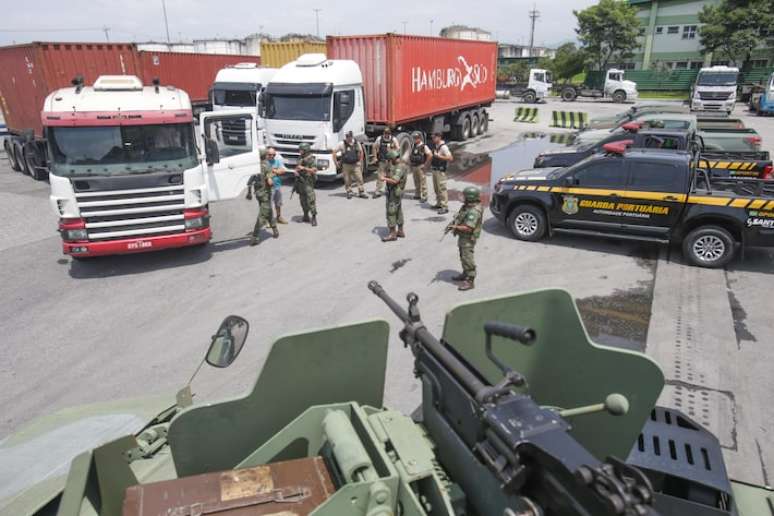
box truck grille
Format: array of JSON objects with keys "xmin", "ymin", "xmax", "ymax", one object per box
[
  {"xmin": 271, "ymin": 134, "xmax": 316, "ymax": 166},
  {"xmin": 75, "ymin": 185, "xmax": 186, "ymax": 241},
  {"xmin": 221, "ymin": 119, "xmax": 247, "ymax": 146},
  {"xmin": 699, "ymin": 91, "xmax": 731, "ymax": 101}
]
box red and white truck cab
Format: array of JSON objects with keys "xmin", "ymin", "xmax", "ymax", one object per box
[{"xmin": 45, "ymin": 75, "xmax": 259, "ymax": 257}]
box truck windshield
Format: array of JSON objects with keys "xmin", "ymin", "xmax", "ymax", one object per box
[
  {"xmin": 697, "ymin": 73, "xmax": 737, "ymax": 86},
  {"xmin": 213, "ymin": 88, "xmax": 257, "ymax": 107},
  {"xmin": 48, "ymin": 123, "xmax": 198, "ymax": 176},
  {"xmin": 264, "ymin": 94, "xmax": 331, "ymax": 122}
]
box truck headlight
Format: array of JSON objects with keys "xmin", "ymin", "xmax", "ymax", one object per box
[
  {"xmin": 64, "ymin": 229, "xmax": 88, "ymax": 241},
  {"xmin": 185, "ymin": 217, "xmax": 205, "ymax": 229},
  {"xmin": 316, "ymin": 159, "xmax": 330, "ymax": 169}
]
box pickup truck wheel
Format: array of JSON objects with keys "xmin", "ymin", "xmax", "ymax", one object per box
[
  {"xmin": 561, "ymin": 88, "xmax": 577, "ymax": 102},
  {"xmin": 522, "ymin": 91, "xmax": 537, "ymax": 104},
  {"xmin": 507, "ymin": 205, "xmax": 546, "ymax": 242},
  {"xmin": 612, "ymin": 90, "xmax": 627, "ymax": 103},
  {"xmin": 682, "ymin": 226, "xmax": 735, "ymax": 268}
]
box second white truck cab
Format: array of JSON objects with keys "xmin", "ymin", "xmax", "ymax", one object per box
[
  {"xmin": 210, "ymin": 63, "xmax": 277, "ymax": 147},
  {"xmin": 690, "ymin": 65, "xmax": 739, "ymax": 114},
  {"xmin": 521, "ymin": 69, "xmax": 553, "ymax": 103},
  {"xmin": 45, "ymin": 75, "xmax": 260, "ymax": 257},
  {"xmin": 603, "ymin": 69, "xmax": 638, "ymax": 101},
  {"xmin": 560, "ymin": 68, "xmax": 638, "ymax": 103},
  {"xmin": 262, "ymin": 54, "xmax": 364, "ymax": 180}
]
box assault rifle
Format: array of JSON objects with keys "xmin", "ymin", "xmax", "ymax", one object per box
[{"xmin": 368, "ymin": 281, "xmax": 658, "ymax": 516}]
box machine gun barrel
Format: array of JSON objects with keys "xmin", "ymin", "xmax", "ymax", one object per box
[{"xmin": 368, "ymin": 281, "xmax": 488, "ymax": 397}]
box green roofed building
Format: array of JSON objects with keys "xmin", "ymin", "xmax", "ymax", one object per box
[{"xmin": 625, "ymin": 0, "xmax": 773, "ymax": 71}]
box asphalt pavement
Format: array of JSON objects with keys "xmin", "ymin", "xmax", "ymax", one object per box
[{"xmin": 0, "ymin": 98, "xmax": 772, "ymax": 485}]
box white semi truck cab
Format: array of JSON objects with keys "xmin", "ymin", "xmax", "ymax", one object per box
[
  {"xmin": 560, "ymin": 69, "xmax": 638, "ymax": 103},
  {"xmin": 211, "ymin": 63, "xmax": 277, "ymax": 146},
  {"xmin": 690, "ymin": 65, "xmax": 739, "ymax": 114},
  {"xmin": 514, "ymin": 69, "xmax": 553, "ymax": 103},
  {"xmin": 262, "ymin": 54, "xmax": 364, "ymax": 180},
  {"xmin": 45, "ymin": 75, "xmax": 260, "ymax": 257}
]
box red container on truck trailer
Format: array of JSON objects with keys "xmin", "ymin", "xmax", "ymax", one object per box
[
  {"xmin": 0, "ymin": 42, "xmax": 141, "ymax": 137},
  {"xmin": 137, "ymin": 51, "xmax": 260, "ymax": 105},
  {"xmin": 326, "ymin": 34, "xmax": 497, "ymax": 126},
  {"xmin": 0, "ymin": 41, "xmax": 261, "ymax": 137}
]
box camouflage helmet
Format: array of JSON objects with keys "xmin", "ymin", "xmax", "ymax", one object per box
[
  {"xmin": 259, "ymin": 148, "xmax": 268, "ymax": 159},
  {"xmin": 386, "ymin": 149, "xmax": 400, "ymax": 160},
  {"xmin": 463, "ymin": 186, "xmax": 481, "ymax": 203},
  {"xmin": 298, "ymin": 142, "xmax": 311, "ymax": 154}
]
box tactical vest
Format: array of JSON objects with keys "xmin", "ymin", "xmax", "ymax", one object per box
[
  {"xmin": 430, "ymin": 142, "xmax": 448, "ymax": 171},
  {"xmin": 409, "ymin": 143, "xmax": 426, "ymax": 165},
  {"xmin": 342, "ymin": 141, "xmax": 360, "ymax": 164},
  {"xmin": 378, "ymin": 136, "xmax": 393, "ymax": 161}
]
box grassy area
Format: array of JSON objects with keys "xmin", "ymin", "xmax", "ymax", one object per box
[{"xmin": 637, "ymin": 91, "xmax": 689, "ymax": 101}]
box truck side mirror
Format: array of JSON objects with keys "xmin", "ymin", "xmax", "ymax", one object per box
[
  {"xmin": 206, "ymin": 315, "xmax": 249, "ymax": 368},
  {"xmin": 205, "ymin": 137, "xmax": 220, "ymax": 165}
]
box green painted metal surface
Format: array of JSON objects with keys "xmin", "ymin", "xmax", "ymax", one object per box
[
  {"xmin": 168, "ymin": 320, "xmax": 389, "ymax": 477},
  {"xmin": 440, "ymin": 288, "xmax": 664, "ymax": 462}
]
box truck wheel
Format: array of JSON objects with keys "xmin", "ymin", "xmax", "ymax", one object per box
[
  {"xmin": 462, "ymin": 116, "xmax": 472, "ymax": 140},
  {"xmin": 14, "ymin": 142, "xmax": 30, "ymax": 175},
  {"xmin": 612, "ymin": 90, "xmax": 627, "ymax": 103},
  {"xmin": 24, "ymin": 144, "xmax": 47, "ymax": 181},
  {"xmin": 682, "ymin": 226, "xmax": 736, "ymax": 268},
  {"xmin": 561, "ymin": 88, "xmax": 577, "ymax": 102},
  {"xmin": 396, "ymin": 132, "xmax": 412, "ymax": 161},
  {"xmin": 471, "ymin": 114, "xmax": 481, "ymax": 136},
  {"xmin": 523, "ymin": 90, "xmax": 537, "ymax": 104},
  {"xmin": 480, "ymin": 112, "xmax": 489, "ymax": 133},
  {"xmin": 507, "ymin": 205, "xmax": 546, "ymax": 242},
  {"xmin": 4, "ymin": 139, "xmax": 22, "ymax": 171}
]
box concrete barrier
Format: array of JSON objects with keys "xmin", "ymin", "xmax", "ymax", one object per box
[
  {"xmin": 514, "ymin": 107, "xmax": 539, "ymax": 123},
  {"xmin": 550, "ymin": 110, "xmax": 589, "ymax": 129}
]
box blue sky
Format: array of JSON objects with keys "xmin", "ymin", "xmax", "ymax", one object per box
[{"xmin": 0, "ymin": 0, "xmax": 597, "ymax": 47}]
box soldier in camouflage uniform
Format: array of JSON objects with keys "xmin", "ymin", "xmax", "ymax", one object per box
[
  {"xmin": 381, "ymin": 150, "xmax": 407, "ymax": 242},
  {"xmin": 247, "ymin": 149, "xmax": 279, "ymax": 246},
  {"xmin": 295, "ymin": 142, "xmax": 318, "ymax": 226},
  {"xmin": 447, "ymin": 186, "xmax": 483, "ymax": 290}
]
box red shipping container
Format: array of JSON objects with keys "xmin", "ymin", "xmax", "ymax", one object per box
[
  {"xmin": 138, "ymin": 51, "xmax": 261, "ymax": 105},
  {"xmin": 0, "ymin": 42, "xmax": 141, "ymax": 137},
  {"xmin": 0, "ymin": 42, "xmax": 261, "ymax": 138},
  {"xmin": 327, "ymin": 34, "xmax": 497, "ymax": 126}
]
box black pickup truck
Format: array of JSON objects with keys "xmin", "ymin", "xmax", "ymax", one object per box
[
  {"xmin": 535, "ymin": 128, "xmax": 772, "ymax": 179},
  {"xmin": 491, "ymin": 149, "xmax": 774, "ymax": 267}
]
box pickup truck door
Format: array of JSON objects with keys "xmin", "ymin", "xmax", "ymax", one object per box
[
  {"xmin": 618, "ymin": 160, "xmax": 688, "ymax": 238},
  {"xmin": 552, "ymin": 159, "xmax": 629, "ymax": 231},
  {"xmin": 199, "ymin": 111, "xmax": 260, "ymax": 202}
]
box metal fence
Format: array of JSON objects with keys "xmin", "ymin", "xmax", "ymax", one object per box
[{"xmin": 624, "ymin": 68, "xmax": 774, "ymax": 91}]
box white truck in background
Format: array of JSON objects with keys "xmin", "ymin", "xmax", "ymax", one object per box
[
  {"xmin": 689, "ymin": 65, "xmax": 739, "ymax": 114},
  {"xmin": 210, "ymin": 63, "xmax": 277, "ymax": 147},
  {"xmin": 506, "ymin": 68, "xmax": 553, "ymax": 103},
  {"xmin": 45, "ymin": 75, "xmax": 259, "ymax": 258},
  {"xmin": 559, "ymin": 69, "xmax": 639, "ymax": 103}
]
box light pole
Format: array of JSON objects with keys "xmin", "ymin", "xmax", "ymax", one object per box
[
  {"xmin": 402, "ymin": 21, "xmax": 407, "ymax": 34},
  {"xmin": 161, "ymin": 0, "xmax": 171, "ymax": 43},
  {"xmin": 429, "ymin": 19, "xmax": 434, "ymax": 36},
  {"xmin": 313, "ymin": 8, "xmax": 322, "ymax": 38}
]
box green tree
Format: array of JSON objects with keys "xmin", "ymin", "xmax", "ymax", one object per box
[
  {"xmin": 698, "ymin": 0, "xmax": 774, "ymax": 69},
  {"xmin": 545, "ymin": 43, "xmax": 586, "ymax": 82},
  {"xmin": 497, "ymin": 62, "xmax": 529, "ymax": 83},
  {"xmin": 574, "ymin": 0, "xmax": 641, "ymax": 71}
]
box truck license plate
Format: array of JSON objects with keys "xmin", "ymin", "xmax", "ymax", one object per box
[{"xmin": 127, "ymin": 241, "xmax": 153, "ymax": 250}]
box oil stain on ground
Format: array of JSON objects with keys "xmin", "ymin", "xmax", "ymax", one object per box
[
  {"xmin": 724, "ymin": 272, "xmax": 757, "ymax": 348},
  {"xmin": 575, "ymin": 245, "xmax": 659, "ymax": 351}
]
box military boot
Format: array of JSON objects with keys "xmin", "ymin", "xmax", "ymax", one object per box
[
  {"xmin": 302, "ymin": 213, "xmax": 310, "ymax": 223},
  {"xmin": 381, "ymin": 227, "xmax": 398, "ymax": 242},
  {"xmin": 397, "ymin": 225, "xmax": 405, "ymax": 238},
  {"xmin": 311, "ymin": 215, "xmax": 318, "ymax": 227},
  {"xmin": 249, "ymin": 236, "xmax": 260, "ymax": 246},
  {"xmin": 458, "ymin": 279, "xmax": 475, "ymax": 291},
  {"xmin": 272, "ymin": 228, "xmax": 279, "ymax": 238},
  {"xmin": 358, "ymin": 191, "xmax": 368, "ymax": 199},
  {"xmin": 346, "ymin": 191, "xmax": 352, "ymax": 200}
]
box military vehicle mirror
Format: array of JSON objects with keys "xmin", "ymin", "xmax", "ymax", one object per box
[{"xmin": 206, "ymin": 316, "xmax": 249, "ymax": 368}]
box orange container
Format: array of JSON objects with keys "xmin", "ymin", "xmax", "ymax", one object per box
[{"xmin": 327, "ymin": 34, "xmax": 497, "ymax": 126}]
